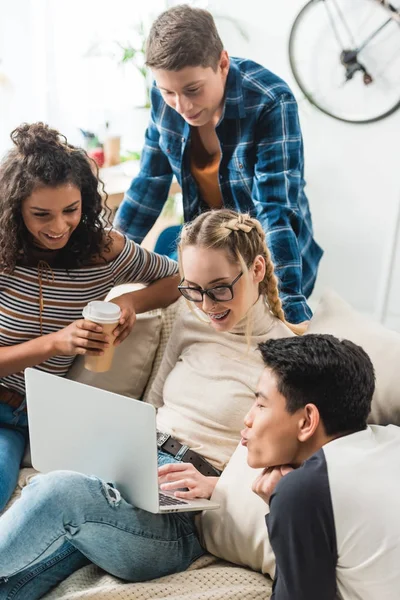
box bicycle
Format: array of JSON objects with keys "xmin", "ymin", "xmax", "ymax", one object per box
[{"xmin": 289, "ymin": 0, "xmax": 400, "ymax": 123}]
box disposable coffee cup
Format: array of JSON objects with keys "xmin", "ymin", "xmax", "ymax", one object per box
[
  {"xmin": 82, "ymin": 301, "xmax": 121, "ymax": 372},
  {"xmin": 103, "ymin": 135, "xmax": 121, "ymax": 167}
]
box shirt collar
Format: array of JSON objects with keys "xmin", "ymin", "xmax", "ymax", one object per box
[
  {"xmin": 222, "ymin": 58, "xmax": 246, "ymax": 120},
  {"xmin": 230, "ymin": 294, "xmax": 276, "ymax": 337}
]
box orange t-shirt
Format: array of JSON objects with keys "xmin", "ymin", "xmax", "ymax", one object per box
[{"xmin": 190, "ymin": 127, "xmax": 223, "ymax": 209}]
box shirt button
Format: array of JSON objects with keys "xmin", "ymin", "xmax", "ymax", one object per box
[
  {"xmin": 182, "ymin": 137, "xmax": 185, "ymax": 143},
  {"xmin": 239, "ymin": 163, "xmax": 243, "ymax": 169},
  {"xmin": 167, "ymin": 148, "xmax": 171, "ymax": 154}
]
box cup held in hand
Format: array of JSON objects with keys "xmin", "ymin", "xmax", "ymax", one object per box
[{"xmin": 82, "ymin": 301, "xmax": 121, "ymax": 372}]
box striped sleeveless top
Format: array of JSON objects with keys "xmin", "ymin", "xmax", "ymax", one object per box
[{"xmin": 0, "ymin": 236, "xmax": 177, "ymax": 395}]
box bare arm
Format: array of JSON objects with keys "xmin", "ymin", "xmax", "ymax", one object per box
[
  {"xmin": 0, "ymin": 335, "xmax": 55, "ymax": 379},
  {"xmin": 0, "ymin": 320, "xmax": 108, "ymax": 379},
  {"xmin": 108, "ymin": 274, "xmax": 181, "ymax": 345},
  {"xmin": 0, "ymin": 275, "xmax": 180, "ymax": 378},
  {"xmin": 125, "ymin": 273, "xmax": 180, "ymax": 314}
]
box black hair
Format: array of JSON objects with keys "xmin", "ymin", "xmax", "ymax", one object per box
[{"xmin": 258, "ymin": 334, "xmax": 375, "ymax": 435}]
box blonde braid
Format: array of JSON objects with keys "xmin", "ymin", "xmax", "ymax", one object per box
[
  {"xmin": 249, "ymin": 219, "xmax": 283, "ymax": 318},
  {"xmin": 221, "ymin": 214, "xmax": 287, "ymax": 324},
  {"xmin": 250, "ymin": 218, "xmax": 304, "ymax": 335}
]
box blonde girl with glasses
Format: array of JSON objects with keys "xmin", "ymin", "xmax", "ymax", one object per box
[
  {"xmin": 177, "ymin": 208, "xmax": 304, "ymax": 335},
  {"xmin": 0, "ymin": 209, "xmax": 299, "ymax": 600}
]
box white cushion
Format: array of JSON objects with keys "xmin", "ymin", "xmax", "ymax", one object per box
[
  {"xmin": 307, "ymin": 289, "xmax": 400, "ymax": 425},
  {"xmin": 200, "ymin": 442, "xmax": 276, "ymax": 576}
]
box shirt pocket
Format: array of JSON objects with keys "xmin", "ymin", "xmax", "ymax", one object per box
[
  {"xmin": 226, "ymin": 154, "xmax": 254, "ymax": 199},
  {"xmin": 158, "ymin": 134, "xmax": 183, "ymax": 178}
]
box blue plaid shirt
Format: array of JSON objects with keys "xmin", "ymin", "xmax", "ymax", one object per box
[{"xmin": 115, "ymin": 57, "xmax": 323, "ymax": 324}]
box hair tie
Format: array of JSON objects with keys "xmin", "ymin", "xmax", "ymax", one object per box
[{"xmin": 223, "ymin": 217, "xmax": 254, "ymax": 234}]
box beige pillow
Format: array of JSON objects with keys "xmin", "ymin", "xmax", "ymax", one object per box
[
  {"xmin": 66, "ymin": 310, "xmax": 162, "ymax": 399},
  {"xmin": 307, "ymin": 289, "xmax": 400, "ymax": 425},
  {"xmin": 200, "ymin": 443, "xmax": 276, "ymax": 576}
]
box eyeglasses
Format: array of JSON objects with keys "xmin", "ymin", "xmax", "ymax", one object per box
[{"xmin": 178, "ymin": 272, "xmax": 243, "ymax": 303}]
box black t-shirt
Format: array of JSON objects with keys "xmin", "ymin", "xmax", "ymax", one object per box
[{"xmin": 267, "ymin": 425, "xmax": 400, "ymax": 600}]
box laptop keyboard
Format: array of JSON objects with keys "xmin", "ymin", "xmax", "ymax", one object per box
[{"xmin": 159, "ymin": 492, "xmax": 189, "ymax": 506}]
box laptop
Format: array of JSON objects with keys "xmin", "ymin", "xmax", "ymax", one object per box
[{"xmin": 24, "ymin": 368, "xmax": 220, "ymax": 514}]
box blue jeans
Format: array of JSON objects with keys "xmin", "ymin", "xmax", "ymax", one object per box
[
  {"xmin": 0, "ymin": 399, "xmax": 28, "ymax": 513},
  {"xmin": 0, "ymin": 451, "xmax": 204, "ymax": 599}
]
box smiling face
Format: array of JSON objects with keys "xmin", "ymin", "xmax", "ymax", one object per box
[
  {"xmin": 180, "ymin": 245, "xmax": 264, "ymax": 332},
  {"xmin": 21, "ymin": 183, "xmax": 82, "ymax": 250},
  {"xmin": 241, "ymin": 368, "xmax": 305, "ymax": 469},
  {"xmin": 152, "ymin": 51, "xmax": 229, "ymax": 127}
]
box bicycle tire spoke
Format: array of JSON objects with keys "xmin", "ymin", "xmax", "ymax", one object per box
[
  {"xmin": 331, "ymin": 0, "xmax": 357, "ymax": 45},
  {"xmin": 355, "ymin": 2, "xmax": 381, "ymax": 42},
  {"xmin": 324, "ymin": 0, "xmax": 348, "ymax": 49}
]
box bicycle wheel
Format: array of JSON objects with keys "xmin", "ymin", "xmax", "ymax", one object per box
[{"xmin": 289, "ymin": 0, "xmax": 400, "ymax": 123}]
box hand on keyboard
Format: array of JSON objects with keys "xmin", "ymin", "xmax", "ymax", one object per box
[{"xmin": 158, "ymin": 462, "xmax": 219, "ymax": 500}]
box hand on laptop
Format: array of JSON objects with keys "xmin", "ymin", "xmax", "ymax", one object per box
[
  {"xmin": 252, "ymin": 465, "xmax": 294, "ymax": 506},
  {"xmin": 158, "ymin": 463, "xmax": 219, "ymax": 500}
]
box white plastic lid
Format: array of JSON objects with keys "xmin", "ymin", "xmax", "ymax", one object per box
[{"xmin": 82, "ymin": 301, "xmax": 121, "ymax": 324}]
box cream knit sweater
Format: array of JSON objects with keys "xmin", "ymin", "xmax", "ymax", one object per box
[{"xmin": 148, "ymin": 296, "xmax": 295, "ymax": 472}]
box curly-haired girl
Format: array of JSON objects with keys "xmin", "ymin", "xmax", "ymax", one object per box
[{"xmin": 0, "ymin": 122, "xmax": 179, "ymax": 511}]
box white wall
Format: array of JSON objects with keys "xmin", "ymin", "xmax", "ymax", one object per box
[
  {"xmin": 0, "ymin": 1, "xmax": 47, "ymax": 152},
  {"xmin": 0, "ymin": 0, "xmax": 167, "ymax": 153},
  {"xmin": 216, "ymin": 0, "xmax": 400, "ymax": 326}
]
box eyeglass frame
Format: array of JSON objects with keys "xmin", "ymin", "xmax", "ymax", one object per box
[{"xmin": 178, "ymin": 271, "xmax": 243, "ymax": 303}]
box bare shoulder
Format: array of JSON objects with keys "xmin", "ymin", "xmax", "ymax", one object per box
[
  {"xmin": 104, "ymin": 229, "xmax": 128, "ymax": 261},
  {"xmin": 89, "ymin": 230, "xmax": 128, "ymax": 264}
]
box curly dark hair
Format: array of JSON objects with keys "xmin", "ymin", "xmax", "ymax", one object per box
[{"xmin": 0, "ymin": 122, "xmax": 112, "ymax": 272}]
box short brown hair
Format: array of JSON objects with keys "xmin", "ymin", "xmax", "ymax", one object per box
[{"xmin": 145, "ymin": 4, "xmax": 224, "ymax": 71}]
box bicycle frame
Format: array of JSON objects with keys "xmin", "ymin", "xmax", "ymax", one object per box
[
  {"xmin": 379, "ymin": 0, "xmax": 400, "ymax": 21},
  {"xmin": 357, "ymin": 1, "xmax": 400, "ymax": 52}
]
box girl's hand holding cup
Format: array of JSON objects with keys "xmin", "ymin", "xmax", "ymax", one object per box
[
  {"xmin": 108, "ymin": 293, "xmax": 137, "ymax": 345},
  {"xmin": 49, "ymin": 319, "xmax": 110, "ymax": 357}
]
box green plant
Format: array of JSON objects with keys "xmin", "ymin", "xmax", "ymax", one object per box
[
  {"xmin": 120, "ymin": 150, "xmax": 141, "ymax": 162},
  {"xmin": 84, "ymin": 21, "xmax": 151, "ymax": 109},
  {"xmin": 118, "ymin": 21, "xmax": 151, "ymax": 109},
  {"xmin": 159, "ymin": 194, "xmax": 184, "ymax": 222}
]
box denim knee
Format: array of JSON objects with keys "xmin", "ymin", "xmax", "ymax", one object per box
[
  {"xmin": 24, "ymin": 471, "xmax": 100, "ymax": 516},
  {"xmin": 28, "ymin": 469, "xmax": 87, "ymax": 492}
]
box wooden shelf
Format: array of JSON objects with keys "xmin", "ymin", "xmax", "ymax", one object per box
[
  {"xmin": 99, "ymin": 163, "xmax": 182, "ymax": 251},
  {"xmin": 99, "ymin": 163, "xmax": 181, "ymax": 213}
]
